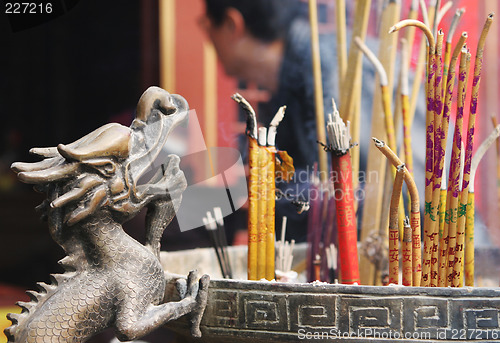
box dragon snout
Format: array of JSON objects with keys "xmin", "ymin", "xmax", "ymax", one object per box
[{"xmin": 136, "ymin": 87, "xmax": 188, "ymax": 124}]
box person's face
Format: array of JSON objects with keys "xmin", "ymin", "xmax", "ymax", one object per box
[{"xmin": 198, "ymin": 12, "xmax": 243, "ymax": 77}]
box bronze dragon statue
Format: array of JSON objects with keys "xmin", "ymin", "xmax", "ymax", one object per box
[{"xmin": 6, "ymin": 86, "xmax": 209, "ymax": 342}]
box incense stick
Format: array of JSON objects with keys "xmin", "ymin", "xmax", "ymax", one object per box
[
  {"xmin": 326, "ymin": 244, "xmax": 338, "ymax": 283},
  {"xmin": 335, "ymin": 0, "xmax": 347, "ymax": 94},
  {"xmin": 410, "ymin": 3, "xmax": 436, "ymax": 123},
  {"xmin": 232, "ymin": 94, "xmax": 258, "ymax": 280},
  {"xmin": 401, "ymin": 38, "xmax": 413, "ymax": 176},
  {"xmin": 402, "ymin": 217, "xmax": 413, "ymax": 286},
  {"xmin": 278, "ymin": 216, "xmax": 287, "ymax": 272},
  {"xmin": 308, "ymin": 0, "xmax": 328, "ymax": 181},
  {"xmin": 393, "ymin": 0, "xmax": 419, "ymax": 148},
  {"xmin": 354, "ymin": 37, "xmax": 395, "ymax": 152},
  {"xmin": 389, "ymin": 164, "xmax": 405, "ymax": 285},
  {"xmin": 435, "ymin": 1, "xmax": 453, "ymax": 27}
]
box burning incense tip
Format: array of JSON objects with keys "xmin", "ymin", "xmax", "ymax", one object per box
[
  {"xmin": 327, "ymin": 98, "xmax": 351, "ymax": 153},
  {"xmin": 389, "ymin": 19, "xmax": 435, "ymax": 48},
  {"xmin": 372, "ymin": 137, "xmax": 385, "ymax": 147},
  {"xmin": 232, "ymin": 93, "xmax": 257, "ymax": 138},
  {"xmin": 268, "ymin": 106, "xmax": 286, "ymax": 146}
]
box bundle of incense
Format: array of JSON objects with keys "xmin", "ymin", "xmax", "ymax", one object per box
[
  {"xmin": 213, "ymin": 207, "xmax": 232, "ymax": 279},
  {"xmin": 437, "ymin": 32, "xmax": 468, "ymax": 287},
  {"xmin": 373, "ymin": 138, "xmax": 421, "ymax": 286},
  {"xmin": 232, "ymin": 93, "xmax": 289, "ymax": 281},
  {"xmin": 389, "ymin": 165, "xmax": 405, "ymax": 285},
  {"xmin": 402, "ymin": 217, "xmax": 413, "ymax": 286},
  {"xmin": 276, "ymin": 217, "xmax": 295, "ymax": 275},
  {"xmin": 325, "ymin": 244, "xmax": 338, "ymax": 283},
  {"xmin": 452, "ymin": 13, "xmax": 494, "ymax": 288},
  {"xmin": 392, "ymin": 20, "xmax": 436, "ymax": 287},
  {"xmin": 326, "ymin": 99, "xmax": 360, "ymax": 285},
  {"xmin": 203, "ymin": 212, "xmax": 230, "ymax": 279},
  {"xmin": 464, "ymin": 125, "xmax": 500, "ymax": 286}
]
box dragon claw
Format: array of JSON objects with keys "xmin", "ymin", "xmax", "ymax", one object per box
[{"xmin": 189, "ymin": 274, "xmax": 210, "ymax": 338}]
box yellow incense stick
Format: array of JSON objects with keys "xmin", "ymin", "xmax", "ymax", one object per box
[
  {"xmin": 265, "ymin": 146, "xmax": 275, "ymax": 280},
  {"xmin": 464, "ymin": 192, "xmax": 474, "ymax": 286},
  {"xmin": 248, "ymin": 138, "xmax": 259, "ymax": 280},
  {"xmin": 401, "ymin": 38, "xmax": 413, "ymax": 216},
  {"xmin": 389, "ymin": 165, "xmax": 405, "ymax": 285},
  {"xmin": 394, "ymin": 0, "xmax": 419, "ymax": 139},
  {"xmin": 308, "ymin": 0, "xmax": 328, "ymax": 181},
  {"xmin": 335, "ymin": 0, "xmax": 347, "ymax": 91},
  {"xmin": 402, "ymin": 217, "xmax": 413, "ymax": 286},
  {"xmin": 428, "ymin": 30, "xmax": 444, "ymax": 287}
]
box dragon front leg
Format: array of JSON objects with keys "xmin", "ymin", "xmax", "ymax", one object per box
[{"xmin": 114, "ymin": 270, "xmax": 210, "ymax": 342}]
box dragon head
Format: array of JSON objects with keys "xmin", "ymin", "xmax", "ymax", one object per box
[{"xmin": 11, "ymin": 86, "xmax": 188, "ymax": 227}]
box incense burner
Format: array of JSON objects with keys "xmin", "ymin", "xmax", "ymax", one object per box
[{"xmin": 162, "ymin": 246, "xmax": 500, "ymax": 343}]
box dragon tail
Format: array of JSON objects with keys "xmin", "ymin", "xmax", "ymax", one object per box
[{"xmin": 4, "ymin": 255, "xmax": 78, "ymax": 342}]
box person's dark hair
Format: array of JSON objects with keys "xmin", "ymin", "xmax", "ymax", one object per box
[{"xmin": 204, "ymin": 0, "xmax": 299, "ymax": 42}]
